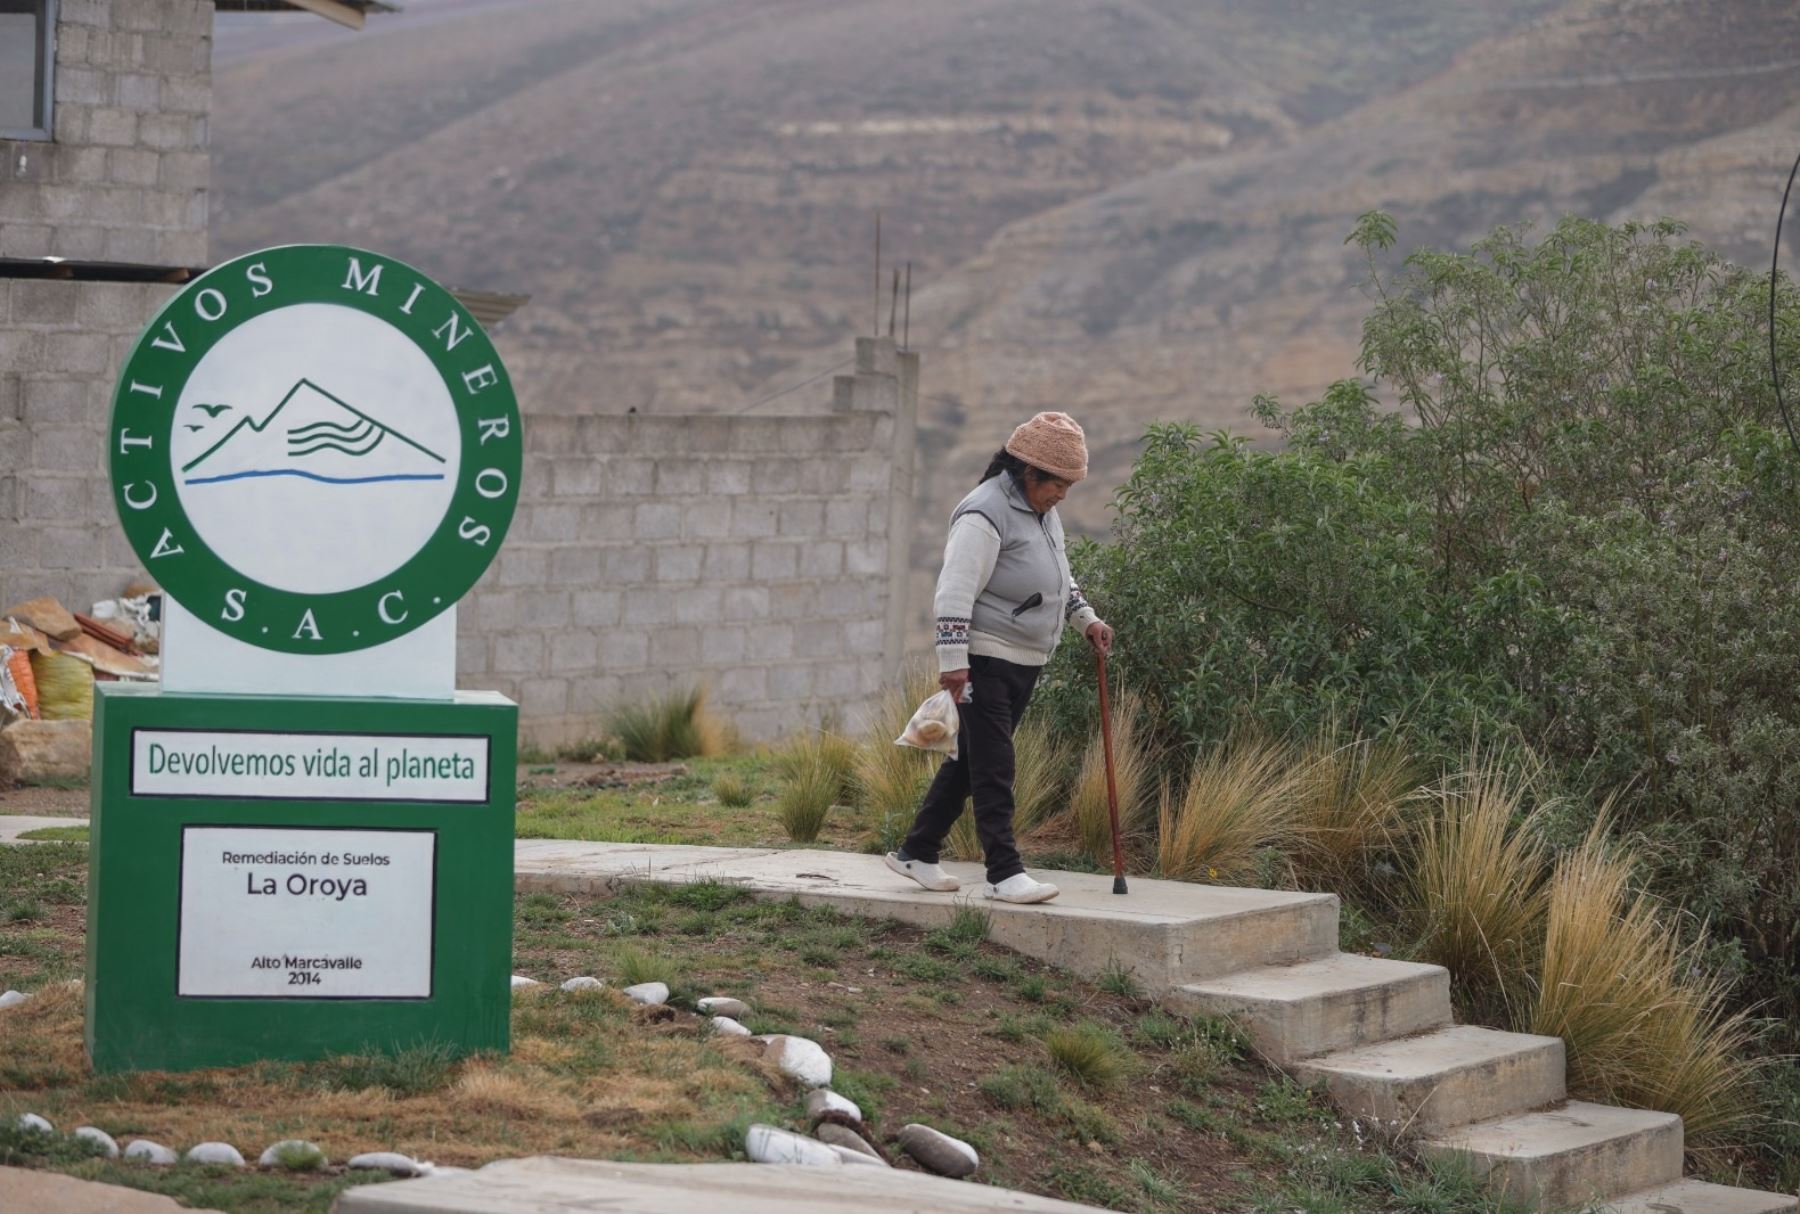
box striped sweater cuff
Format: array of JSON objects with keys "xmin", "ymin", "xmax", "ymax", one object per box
[{"xmin": 936, "ymin": 616, "xmax": 971, "ymax": 672}]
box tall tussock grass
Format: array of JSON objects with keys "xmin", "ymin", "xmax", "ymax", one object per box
[
  {"xmin": 775, "ymin": 741, "xmax": 840, "ymax": 843},
  {"xmin": 1530, "ymin": 827, "xmax": 1758, "ymax": 1149},
  {"xmin": 1155, "ymin": 733, "xmax": 1298, "ymax": 884},
  {"xmin": 773, "ymin": 729, "xmax": 858, "ymax": 804},
  {"xmin": 1066, "ymin": 691, "xmax": 1155, "ymax": 866},
  {"xmin": 857, "ymin": 666, "xmax": 941, "ymax": 852},
  {"xmin": 608, "ymin": 686, "xmax": 729, "ymax": 762},
  {"xmin": 1406, "ymin": 753, "xmax": 1548, "ymax": 1014},
  {"xmin": 1288, "ymin": 729, "xmax": 1419, "ymax": 891}
]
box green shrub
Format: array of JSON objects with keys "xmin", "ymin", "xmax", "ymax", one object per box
[{"xmin": 1038, "ymin": 213, "xmax": 1800, "ymax": 1068}]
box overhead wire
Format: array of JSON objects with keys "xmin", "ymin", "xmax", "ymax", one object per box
[{"xmin": 733, "ymin": 357, "xmax": 854, "ymax": 414}]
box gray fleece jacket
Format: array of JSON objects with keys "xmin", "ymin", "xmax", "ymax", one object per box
[{"xmin": 934, "ymin": 472, "xmax": 1100, "ymax": 671}]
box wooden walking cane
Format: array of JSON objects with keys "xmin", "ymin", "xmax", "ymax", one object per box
[{"xmin": 1095, "ymin": 651, "xmax": 1129, "ymax": 895}]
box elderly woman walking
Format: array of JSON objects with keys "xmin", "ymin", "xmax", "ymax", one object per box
[{"xmin": 886, "ymin": 412, "xmax": 1113, "ymax": 904}]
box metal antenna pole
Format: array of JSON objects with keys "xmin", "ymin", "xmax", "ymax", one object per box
[
  {"xmin": 903, "ymin": 261, "xmax": 912, "ymax": 350},
  {"xmin": 873, "ymin": 211, "xmax": 882, "ymax": 337}
]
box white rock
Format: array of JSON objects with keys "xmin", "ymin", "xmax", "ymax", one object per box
[
  {"xmin": 623, "ymin": 981, "xmax": 669, "ymax": 1006},
  {"xmin": 815, "ymin": 1122, "xmax": 883, "ymax": 1162},
  {"xmin": 743, "ymin": 1123, "xmax": 841, "ymax": 1167},
  {"xmin": 0, "ymin": 990, "xmax": 27, "ymax": 1009},
  {"xmin": 764, "ymin": 1035, "xmax": 832, "ymax": 1088},
  {"xmin": 805, "ymin": 1088, "xmax": 862, "ymax": 1126},
  {"xmin": 259, "ymin": 1139, "xmax": 327, "ymax": 1170},
  {"xmin": 828, "ymin": 1143, "xmax": 890, "ymax": 1167},
  {"xmin": 696, "ymin": 996, "xmax": 751, "ymax": 1018},
  {"xmin": 560, "ymin": 976, "xmax": 605, "ymax": 992},
  {"xmin": 709, "ymin": 1015, "xmax": 752, "ymax": 1037},
  {"xmin": 185, "ymin": 1141, "xmax": 246, "ymax": 1167},
  {"xmin": 15, "ymin": 1113, "xmax": 51, "ymax": 1134},
  {"xmin": 896, "ymin": 1123, "xmax": 979, "ymax": 1178},
  {"xmin": 348, "ymin": 1151, "xmax": 429, "ymax": 1177},
  {"xmin": 123, "ymin": 1139, "xmax": 179, "ymax": 1165},
  {"xmin": 509, "ymin": 975, "xmax": 542, "ymax": 989},
  {"xmin": 73, "ymin": 1126, "xmax": 119, "ymax": 1158}
]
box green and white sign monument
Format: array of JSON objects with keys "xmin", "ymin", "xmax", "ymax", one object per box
[{"xmin": 88, "ymin": 245, "xmax": 522, "ymax": 1072}]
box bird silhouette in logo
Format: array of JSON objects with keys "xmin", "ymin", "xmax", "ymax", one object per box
[
  {"xmin": 184, "ymin": 423, "xmax": 205, "ymax": 432},
  {"xmin": 193, "ymin": 403, "xmax": 232, "ymax": 418}
]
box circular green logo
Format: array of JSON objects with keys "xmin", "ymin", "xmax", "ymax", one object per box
[{"xmin": 108, "ymin": 245, "xmax": 522, "ymax": 655}]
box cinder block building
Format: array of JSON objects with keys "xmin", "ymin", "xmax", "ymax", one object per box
[
  {"xmin": 1, "ymin": 0, "xmax": 921, "ymax": 741},
  {"xmin": 1, "ymin": 0, "xmax": 392, "ymax": 610}
]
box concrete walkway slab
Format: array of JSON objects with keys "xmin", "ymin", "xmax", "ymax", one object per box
[
  {"xmin": 333, "ymin": 1156, "xmax": 1108, "ymax": 1213},
  {"xmin": 0, "ymin": 815, "xmax": 84, "ymax": 843},
  {"xmin": 514, "ymin": 840, "xmax": 1339, "ymax": 990},
  {"xmin": 0, "ymin": 1166, "xmax": 223, "ymax": 1214}
]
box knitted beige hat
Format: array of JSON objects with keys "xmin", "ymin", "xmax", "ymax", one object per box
[{"xmin": 1005, "ymin": 412, "xmax": 1088, "ymax": 482}]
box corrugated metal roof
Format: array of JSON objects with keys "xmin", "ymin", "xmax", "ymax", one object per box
[
  {"xmin": 212, "ymin": 1, "xmax": 399, "ymax": 30},
  {"xmin": 1, "ymin": 258, "xmax": 528, "ymax": 331},
  {"xmin": 448, "ymin": 288, "xmax": 530, "ymax": 329}
]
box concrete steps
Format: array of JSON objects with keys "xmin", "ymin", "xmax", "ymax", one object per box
[
  {"xmin": 1605, "ymin": 1180, "xmax": 1799, "ymax": 1214},
  {"xmin": 1171, "ymin": 953, "xmax": 1451, "ymax": 1066},
  {"xmin": 503, "ymin": 842, "xmax": 1795, "ymax": 1214},
  {"xmin": 1421, "ymin": 1101, "xmax": 1683, "ymax": 1207},
  {"xmin": 1292, "ymin": 1024, "xmax": 1566, "ymax": 1133}
]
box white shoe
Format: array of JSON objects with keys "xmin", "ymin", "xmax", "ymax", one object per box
[
  {"xmin": 884, "ymin": 852, "xmax": 959, "ymax": 893},
  {"xmin": 982, "ymin": 873, "xmax": 1060, "ymax": 904}
]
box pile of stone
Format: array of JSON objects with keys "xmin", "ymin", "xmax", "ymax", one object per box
[
  {"xmin": 687, "ymin": 994, "xmax": 980, "ymax": 1180},
  {"xmin": 9, "ymin": 1114, "xmax": 451, "ymax": 1176}
]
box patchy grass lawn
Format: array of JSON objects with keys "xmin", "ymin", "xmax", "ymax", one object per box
[
  {"xmin": 515, "ymin": 754, "xmax": 879, "ymax": 850},
  {"xmin": 0, "ymin": 843, "xmax": 1525, "ymax": 1214}
]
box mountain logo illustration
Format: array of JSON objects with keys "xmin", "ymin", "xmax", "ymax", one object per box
[{"xmin": 181, "ymin": 378, "xmax": 447, "ymax": 487}]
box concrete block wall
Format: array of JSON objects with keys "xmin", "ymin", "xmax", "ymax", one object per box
[
  {"xmin": 459, "ymin": 342, "xmax": 919, "ymax": 746},
  {"xmin": 468, "ymin": 414, "xmax": 891, "ymax": 745},
  {"xmin": 0, "ymin": 277, "xmax": 179, "ymax": 611},
  {"xmin": 0, "ymin": 0, "xmax": 212, "ymax": 266}
]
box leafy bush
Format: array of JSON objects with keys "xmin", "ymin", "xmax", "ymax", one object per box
[{"xmin": 1047, "ymin": 213, "xmax": 1800, "ymax": 1059}]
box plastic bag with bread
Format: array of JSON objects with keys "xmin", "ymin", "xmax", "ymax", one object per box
[{"xmin": 896, "ymin": 688, "xmax": 963, "ymax": 760}]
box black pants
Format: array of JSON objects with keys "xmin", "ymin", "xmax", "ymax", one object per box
[{"xmin": 901, "ymin": 654, "xmax": 1041, "ymax": 884}]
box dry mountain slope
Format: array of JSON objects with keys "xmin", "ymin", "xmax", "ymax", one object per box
[
  {"xmin": 213, "ymin": 0, "xmax": 1555, "ymax": 420},
  {"xmin": 909, "ymin": 0, "xmax": 1800, "ymax": 537}
]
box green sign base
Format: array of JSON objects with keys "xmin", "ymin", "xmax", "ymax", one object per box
[{"xmin": 86, "ymin": 683, "xmax": 517, "ymax": 1073}]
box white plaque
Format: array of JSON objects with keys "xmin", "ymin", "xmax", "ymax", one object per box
[
  {"xmin": 133, "ymin": 729, "xmax": 489, "ymax": 803},
  {"xmin": 178, "ymin": 826, "xmax": 436, "ymax": 999}
]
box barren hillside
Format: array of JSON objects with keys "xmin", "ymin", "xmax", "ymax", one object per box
[{"xmin": 211, "ymin": 0, "xmax": 1800, "ymax": 644}]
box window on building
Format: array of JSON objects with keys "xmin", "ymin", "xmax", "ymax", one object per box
[{"xmin": 0, "ymin": 0, "xmax": 56, "ymax": 141}]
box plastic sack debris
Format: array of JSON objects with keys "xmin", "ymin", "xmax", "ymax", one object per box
[{"xmin": 896, "ymin": 688, "xmax": 965, "ymax": 760}]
